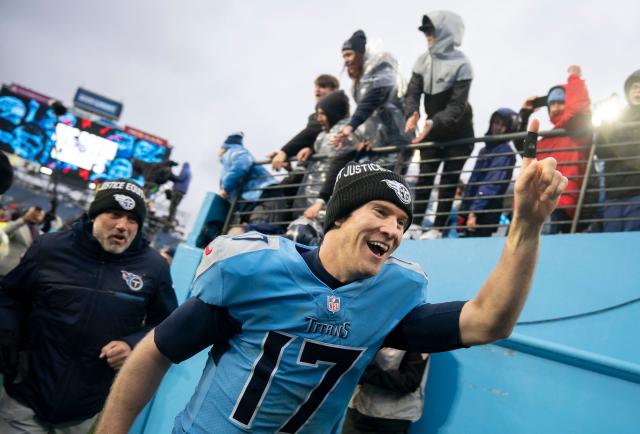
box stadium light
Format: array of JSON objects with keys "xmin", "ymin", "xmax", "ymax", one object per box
[{"xmin": 592, "ymin": 93, "xmax": 625, "ymax": 127}]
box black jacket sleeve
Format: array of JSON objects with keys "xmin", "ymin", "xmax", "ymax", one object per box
[
  {"xmin": 429, "ymin": 80, "xmax": 472, "ymax": 137},
  {"xmin": 404, "ymin": 72, "xmax": 424, "ymax": 117},
  {"xmin": 595, "ymin": 122, "xmax": 619, "ymax": 159},
  {"xmin": 318, "ymin": 150, "xmax": 358, "ymax": 202},
  {"xmin": 121, "ymin": 259, "xmax": 178, "ymax": 349},
  {"xmin": 384, "ymin": 301, "xmax": 467, "ymax": 353},
  {"xmin": 0, "ymin": 237, "xmax": 41, "ymax": 338},
  {"xmin": 349, "ymin": 87, "xmax": 392, "ymax": 130},
  {"xmin": 154, "ymin": 297, "xmax": 241, "ymax": 364},
  {"xmin": 359, "ymin": 351, "xmax": 428, "ymax": 394},
  {"xmin": 281, "ymin": 114, "xmax": 323, "ymax": 157}
]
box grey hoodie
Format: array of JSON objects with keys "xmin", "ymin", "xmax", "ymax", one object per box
[{"xmin": 404, "ymin": 10, "xmax": 474, "ymax": 141}]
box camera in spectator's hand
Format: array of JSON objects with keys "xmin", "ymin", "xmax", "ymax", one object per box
[{"xmin": 531, "ymin": 96, "xmax": 547, "ymax": 109}]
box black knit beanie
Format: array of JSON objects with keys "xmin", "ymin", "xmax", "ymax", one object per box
[
  {"xmin": 222, "ymin": 131, "xmax": 244, "ymax": 148},
  {"xmin": 342, "ymin": 30, "xmax": 367, "ymax": 54},
  {"xmin": 324, "ymin": 162, "xmax": 413, "ymax": 233},
  {"xmin": 88, "ymin": 178, "xmax": 147, "ymax": 226},
  {"xmin": 316, "ymin": 90, "xmax": 350, "ymax": 129}
]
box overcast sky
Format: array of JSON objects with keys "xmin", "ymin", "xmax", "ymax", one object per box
[{"xmin": 1, "ymin": 0, "xmax": 638, "ymax": 232}]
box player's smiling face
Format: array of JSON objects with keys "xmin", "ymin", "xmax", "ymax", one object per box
[{"xmin": 333, "ymin": 200, "xmax": 407, "ymax": 280}]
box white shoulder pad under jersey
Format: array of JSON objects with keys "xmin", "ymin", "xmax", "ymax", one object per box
[
  {"xmin": 386, "ymin": 256, "xmax": 429, "ymax": 283},
  {"xmin": 195, "ymin": 232, "xmax": 280, "ymax": 279}
]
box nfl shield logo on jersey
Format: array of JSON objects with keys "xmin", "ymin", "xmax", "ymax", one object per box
[{"xmin": 327, "ymin": 295, "xmax": 340, "ymax": 313}]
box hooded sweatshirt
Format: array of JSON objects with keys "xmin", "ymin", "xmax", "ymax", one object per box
[
  {"xmin": 405, "ymin": 10, "xmax": 474, "ymax": 141},
  {"xmin": 596, "ymin": 69, "xmax": 640, "ymax": 199},
  {"xmin": 317, "ymin": 90, "xmax": 350, "ymax": 130},
  {"xmin": 462, "ymin": 108, "xmax": 517, "ymax": 214},
  {"xmin": 171, "ymin": 162, "xmax": 192, "ymax": 194},
  {"xmin": 293, "ymin": 91, "xmax": 361, "ymax": 210},
  {"xmin": 219, "ymin": 143, "xmax": 276, "ymax": 202}
]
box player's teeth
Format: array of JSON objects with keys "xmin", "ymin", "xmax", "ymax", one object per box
[{"xmin": 370, "ymin": 242, "xmax": 388, "ymax": 252}]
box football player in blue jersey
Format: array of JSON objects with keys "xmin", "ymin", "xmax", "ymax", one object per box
[{"xmin": 97, "ymin": 124, "xmax": 568, "ymax": 434}]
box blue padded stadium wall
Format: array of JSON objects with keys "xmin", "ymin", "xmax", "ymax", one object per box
[
  {"xmin": 402, "ymin": 233, "xmax": 640, "ymax": 433},
  {"xmin": 131, "ymin": 198, "xmax": 640, "ymax": 433}
]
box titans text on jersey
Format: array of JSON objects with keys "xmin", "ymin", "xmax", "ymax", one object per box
[{"xmin": 154, "ymin": 232, "xmax": 466, "ymax": 434}]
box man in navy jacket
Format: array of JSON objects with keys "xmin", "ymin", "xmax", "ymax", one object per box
[
  {"xmin": 0, "ymin": 178, "xmax": 177, "ymax": 433},
  {"xmin": 461, "ymin": 108, "xmax": 518, "ymax": 237}
]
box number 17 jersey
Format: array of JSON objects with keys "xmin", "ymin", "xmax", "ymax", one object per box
[{"xmin": 174, "ymin": 233, "xmax": 428, "ymax": 433}]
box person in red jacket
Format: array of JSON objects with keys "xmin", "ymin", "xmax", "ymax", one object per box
[{"xmin": 518, "ymin": 65, "xmax": 592, "ymax": 234}]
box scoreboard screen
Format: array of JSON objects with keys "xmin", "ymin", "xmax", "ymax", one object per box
[
  {"xmin": 52, "ymin": 123, "xmax": 119, "ymax": 173},
  {"xmin": 0, "ymin": 85, "xmax": 170, "ymax": 185}
]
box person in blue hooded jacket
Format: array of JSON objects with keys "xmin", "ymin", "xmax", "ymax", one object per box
[
  {"xmin": 460, "ymin": 108, "xmax": 517, "ymax": 237},
  {"xmin": 218, "ymin": 132, "xmax": 277, "ymax": 220}
]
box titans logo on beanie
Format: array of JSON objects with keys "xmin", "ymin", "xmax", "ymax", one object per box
[
  {"xmin": 323, "ymin": 162, "xmax": 413, "ymax": 233},
  {"xmin": 88, "ymin": 179, "xmax": 147, "ymax": 225}
]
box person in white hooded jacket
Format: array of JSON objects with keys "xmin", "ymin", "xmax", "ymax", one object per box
[{"xmin": 404, "ymin": 11, "xmax": 475, "ymax": 239}]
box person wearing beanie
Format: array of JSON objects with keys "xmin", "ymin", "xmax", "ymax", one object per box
[
  {"xmin": 403, "ymin": 10, "xmax": 476, "ymax": 240},
  {"xmin": 89, "ymin": 178, "xmax": 147, "ymax": 228},
  {"xmin": 97, "ymin": 145, "xmax": 568, "ymax": 434},
  {"xmin": 218, "ymin": 132, "xmax": 281, "ymax": 230},
  {"xmin": 546, "ymin": 86, "xmax": 566, "ymax": 106},
  {"xmin": 333, "ymin": 30, "xmax": 408, "ymax": 171},
  {"xmin": 322, "ymin": 161, "xmax": 413, "ymax": 233},
  {"xmin": 0, "ymin": 178, "xmax": 177, "ymax": 432},
  {"xmin": 596, "ymin": 69, "xmax": 640, "ymax": 232},
  {"xmin": 222, "ymin": 131, "xmax": 244, "ymax": 147},
  {"xmin": 342, "ymin": 29, "xmax": 367, "ymax": 55},
  {"xmin": 218, "ymin": 131, "xmax": 276, "ymax": 203},
  {"xmin": 517, "ymin": 65, "xmax": 591, "ymax": 234}
]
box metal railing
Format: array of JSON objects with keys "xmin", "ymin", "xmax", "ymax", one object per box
[{"xmin": 220, "ymin": 121, "xmax": 640, "ymax": 237}]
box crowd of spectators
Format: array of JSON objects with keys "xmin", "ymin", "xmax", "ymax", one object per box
[
  {"xmin": 0, "ymin": 8, "xmax": 637, "ymax": 434},
  {"xmin": 210, "ymin": 11, "xmax": 639, "ymax": 244}
]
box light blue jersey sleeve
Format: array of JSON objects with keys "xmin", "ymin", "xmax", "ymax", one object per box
[{"xmin": 191, "ymin": 232, "xmax": 280, "ymax": 306}]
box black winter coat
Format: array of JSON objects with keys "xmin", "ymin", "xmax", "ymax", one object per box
[{"xmin": 0, "ymin": 216, "xmax": 177, "ymax": 425}]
